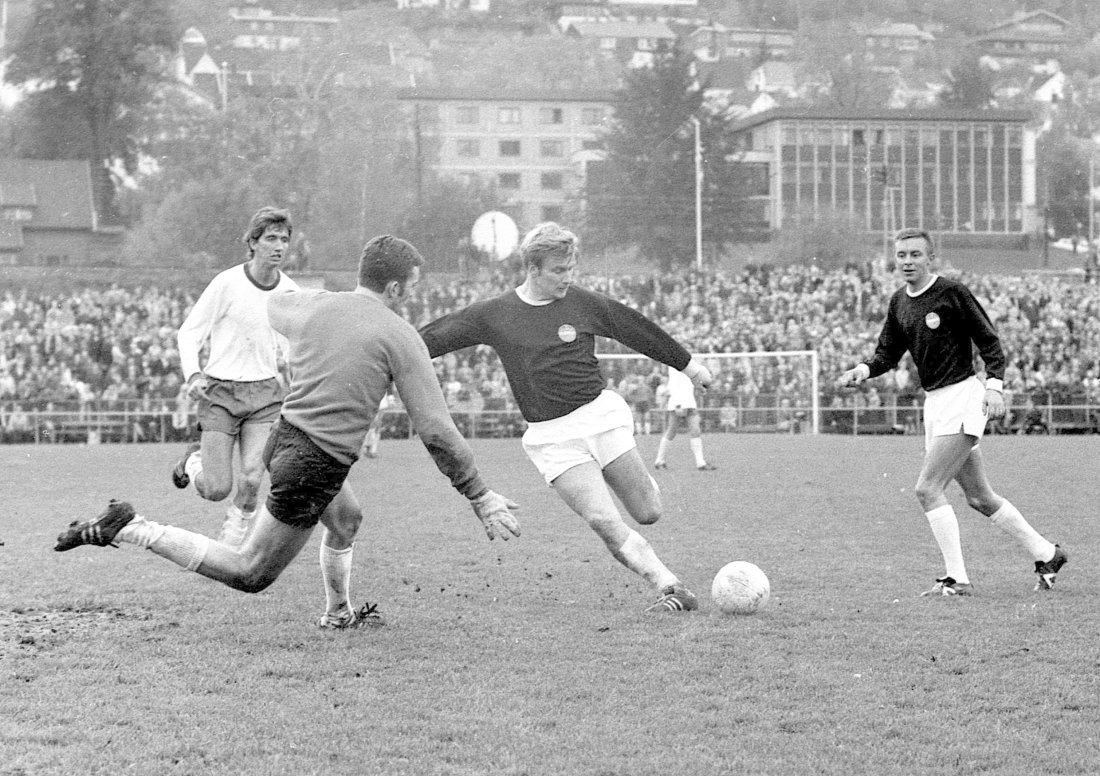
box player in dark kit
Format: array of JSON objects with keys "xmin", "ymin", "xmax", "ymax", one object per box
[
  {"xmin": 839, "ymin": 228, "xmax": 1067, "ymax": 596},
  {"xmin": 419, "ymin": 222, "xmax": 713, "ymax": 612}
]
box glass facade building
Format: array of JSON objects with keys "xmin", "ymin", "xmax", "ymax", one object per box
[{"xmin": 730, "ymin": 108, "xmax": 1037, "ymax": 238}]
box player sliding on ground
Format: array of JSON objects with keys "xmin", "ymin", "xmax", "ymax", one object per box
[
  {"xmin": 56, "ymin": 236, "xmax": 520, "ymax": 628},
  {"xmin": 838, "ymin": 228, "xmax": 1067, "ymax": 596},
  {"xmin": 419, "ymin": 222, "xmax": 712, "ymax": 613}
]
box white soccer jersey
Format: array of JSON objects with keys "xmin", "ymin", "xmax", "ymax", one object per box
[
  {"xmin": 665, "ymin": 366, "xmax": 698, "ymax": 411},
  {"xmin": 178, "ymin": 264, "xmax": 299, "ymax": 382}
]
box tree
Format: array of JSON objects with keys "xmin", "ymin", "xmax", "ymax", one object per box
[
  {"xmin": 584, "ymin": 46, "xmax": 703, "ymax": 270},
  {"xmin": 396, "ymin": 176, "xmax": 506, "ymax": 276},
  {"xmin": 3, "ymin": 0, "xmax": 178, "ymax": 222},
  {"xmin": 938, "ymin": 49, "xmax": 997, "ymax": 110}
]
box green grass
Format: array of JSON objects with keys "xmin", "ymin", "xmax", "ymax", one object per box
[{"xmin": 1, "ymin": 435, "xmax": 1097, "ymax": 775}]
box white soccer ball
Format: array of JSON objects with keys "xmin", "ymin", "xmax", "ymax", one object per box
[{"xmin": 711, "ymin": 561, "xmax": 770, "ymax": 615}]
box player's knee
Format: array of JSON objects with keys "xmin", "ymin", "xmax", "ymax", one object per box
[
  {"xmin": 199, "ymin": 480, "xmax": 233, "ymax": 502},
  {"xmin": 965, "ymin": 491, "xmax": 998, "ymax": 515},
  {"xmin": 633, "ymin": 504, "xmax": 661, "ymax": 525},
  {"xmin": 913, "ymin": 480, "xmax": 941, "ymax": 509},
  {"xmin": 234, "ymin": 568, "xmax": 279, "ymax": 594}
]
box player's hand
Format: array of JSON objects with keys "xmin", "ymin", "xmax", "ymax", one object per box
[
  {"xmin": 837, "ymin": 364, "xmax": 869, "ymax": 388},
  {"xmin": 983, "ymin": 389, "xmax": 1006, "ymax": 420},
  {"xmin": 683, "ymin": 359, "xmax": 713, "ymax": 393},
  {"xmin": 471, "ymin": 490, "xmax": 521, "ymax": 541},
  {"xmin": 185, "ymin": 373, "xmax": 209, "ymax": 402}
]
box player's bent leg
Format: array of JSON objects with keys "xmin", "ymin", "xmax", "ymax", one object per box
[
  {"xmin": 603, "ymin": 448, "xmax": 661, "ymax": 525},
  {"xmin": 236, "ymin": 421, "xmax": 273, "ymax": 513},
  {"xmin": 198, "ymin": 507, "xmax": 314, "ymax": 593},
  {"xmin": 553, "ymin": 462, "xmax": 683, "ymax": 602},
  {"xmin": 195, "ymin": 429, "xmax": 236, "ymax": 502},
  {"xmin": 955, "ymin": 447, "xmax": 1062, "ymax": 587}
]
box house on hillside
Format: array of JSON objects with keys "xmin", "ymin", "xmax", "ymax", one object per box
[
  {"xmin": 564, "ymin": 20, "xmax": 676, "ymax": 68},
  {"xmin": 0, "ymin": 160, "xmax": 122, "ymax": 267},
  {"xmin": 971, "ymin": 10, "xmax": 1079, "ymax": 70}
]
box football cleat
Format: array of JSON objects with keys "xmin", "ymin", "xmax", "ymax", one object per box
[
  {"xmin": 317, "ymin": 601, "xmax": 385, "ymax": 630},
  {"xmin": 1034, "ymin": 545, "xmax": 1068, "ymax": 591},
  {"xmin": 920, "ymin": 576, "xmax": 974, "ymax": 597},
  {"xmin": 644, "ymin": 583, "xmax": 699, "ymax": 613},
  {"xmin": 171, "ymin": 442, "xmax": 202, "ymax": 489},
  {"xmin": 54, "ymin": 500, "xmax": 136, "ymax": 551},
  {"xmin": 697, "ymin": 463, "xmax": 717, "ymax": 471},
  {"xmin": 653, "ymin": 462, "xmax": 667, "ymax": 470}
]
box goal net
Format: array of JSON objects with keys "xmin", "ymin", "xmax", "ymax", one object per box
[{"xmin": 596, "ymin": 350, "xmax": 820, "ymax": 435}]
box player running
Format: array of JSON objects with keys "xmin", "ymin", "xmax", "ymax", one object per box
[
  {"xmin": 419, "ymin": 222, "xmax": 711, "ymax": 613},
  {"xmin": 172, "ymin": 206, "xmax": 299, "ymax": 548},
  {"xmin": 838, "ymin": 228, "xmax": 1067, "ymax": 596},
  {"xmin": 653, "ymin": 364, "xmax": 716, "ymax": 471},
  {"xmin": 57, "ymin": 236, "xmax": 520, "ymax": 628}
]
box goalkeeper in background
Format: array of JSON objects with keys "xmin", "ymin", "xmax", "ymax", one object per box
[
  {"xmin": 56, "ymin": 236, "xmax": 520, "ymax": 628},
  {"xmin": 839, "ymin": 228, "xmax": 1066, "ymax": 597},
  {"xmin": 420, "ymin": 222, "xmax": 711, "ymax": 613}
]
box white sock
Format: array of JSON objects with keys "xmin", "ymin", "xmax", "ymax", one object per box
[
  {"xmin": 925, "ymin": 504, "xmax": 968, "ymax": 583},
  {"xmin": 611, "ymin": 530, "xmax": 677, "ymax": 590},
  {"xmin": 988, "ymin": 500, "xmax": 1055, "ymax": 562},
  {"xmin": 185, "ymin": 450, "xmax": 203, "ymax": 483},
  {"xmin": 117, "ymin": 516, "xmax": 210, "ymax": 572},
  {"xmin": 655, "ymin": 437, "xmax": 670, "ymax": 465},
  {"xmin": 689, "ymin": 437, "xmax": 706, "ymax": 467},
  {"xmin": 320, "ymin": 542, "xmax": 354, "ymax": 613}
]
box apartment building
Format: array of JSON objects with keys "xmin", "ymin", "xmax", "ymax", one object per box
[{"xmin": 398, "ymin": 87, "xmax": 616, "ymax": 229}]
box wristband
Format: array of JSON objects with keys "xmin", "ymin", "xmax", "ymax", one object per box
[
  {"xmin": 985, "ymin": 378, "xmax": 1004, "ymax": 393},
  {"xmin": 683, "ymin": 358, "xmax": 704, "ymax": 379}
]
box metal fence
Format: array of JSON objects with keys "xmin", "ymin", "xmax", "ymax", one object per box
[{"xmin": 2, "ymin": 392, "xmax": 1097, "ymax": 444}]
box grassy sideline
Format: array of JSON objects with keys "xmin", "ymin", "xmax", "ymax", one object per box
[{"xmin": 1, "ymin": 434, "xmax": 1097, "ymax": 775}]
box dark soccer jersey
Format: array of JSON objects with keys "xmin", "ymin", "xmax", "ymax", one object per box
[
  {"xmin": 419, "ymin": 286, "xmax": 692, "ymax": 423},
  {"xmin": 864, "ymin": 276, "xmax": 1005, "ymax": 392}
]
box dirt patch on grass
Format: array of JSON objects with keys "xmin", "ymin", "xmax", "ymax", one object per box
[{"xmin": 0, "ymin": 605, "xmax": 150, "ymax": 659}]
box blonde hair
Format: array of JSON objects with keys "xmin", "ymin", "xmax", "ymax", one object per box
[{"xmin": 520, "ymin": 222, "xmax": 578, "ymax": 270}]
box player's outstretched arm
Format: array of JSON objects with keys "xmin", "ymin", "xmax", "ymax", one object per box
[
  {"xmin": 470, "ymin": 490, "xmax": 521, "ymax": 541},
  {"xmin": 837, "ymin": 363, "xmax": 870, "ymax": 387}
]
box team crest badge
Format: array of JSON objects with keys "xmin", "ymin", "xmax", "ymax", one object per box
[
  {"xmin": 558, "ymin": 324, "xmax": 577, "ymax": 343},
  {"xmin": 925, "ymin": 312, "xmax": 940, "ymax": 330}
]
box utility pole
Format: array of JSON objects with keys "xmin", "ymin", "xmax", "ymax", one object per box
[{"xmin": 690, "ymin": 115, "xmax": 703, "ymax": 271}]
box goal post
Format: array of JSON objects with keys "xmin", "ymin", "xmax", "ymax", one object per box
[{"xmin": 597, "ymin": 350, "xmax": 821, "ymax": 435}]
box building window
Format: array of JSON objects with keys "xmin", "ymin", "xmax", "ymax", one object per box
[
  {"xmin": 581, "ymin": 139, "xmax": 602, "ymax": 151},
  {"xmin": 540, "ymin": 172, "xmax": 563, "ymax": 189},
  {"xmin": 498, "ymin": 173, "xmax": 521, "ymax": 189},
  {"xmin": 498, "ymin": 107, "xmax": 521, "ymax": 124},
  {"xmin": 540, "ymin": 140, "xmax": 566, "ymax": 157},
  {"xmin": 456, "ymin": 139, "xmax": 480, "ymax": 157},
  {"xmin": 499, "ymin": 140, "xmax": 521, "ymax": 157},
  {"xmin": 541, "ymin": 205, "xmax": 563, "ymax": 221},
  {"xmin": 455, "ymin": 106, "xmax": 479, "ymax": 124},
  {"xmin": 581, "ymin": 107, "xmax": 604, "ymax": 125},
  {"xmin": 539, "ymin": 107, "xmax": 564, "ymax": 124}
]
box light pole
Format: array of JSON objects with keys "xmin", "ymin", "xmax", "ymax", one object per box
[{"xmin": 689, "ymin": 115, "xmax": 703, "ymax": 270}]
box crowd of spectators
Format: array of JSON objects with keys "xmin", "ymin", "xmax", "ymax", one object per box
[{"xmin": 3, "ymin": 259, "xmax": 1100, "ymax": 441}]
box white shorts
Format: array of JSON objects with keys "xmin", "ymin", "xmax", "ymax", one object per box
[
  {"xmin": 923, "ymin": 375, "xmax": 987, "ymax": 449},
  {"xmin": 666, "ymin": 368, "xmax": 698, "ymax": 411},
  {"xmin": 522, "ymin": 390, "xmax": 636, "ymax": 485}
]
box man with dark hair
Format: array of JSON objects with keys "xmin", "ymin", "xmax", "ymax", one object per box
[
  {"xmin": 419, "ymin": 222, "xmax": 711, "ymax": 613},
  {"xmin": 57, "ymin": 236, "xmax": 520, "ymax": 629},
  {"xmin": 839, "ymin": 228, "xmax": 1067, "ymax": 596},
  {"xmin": 172, "ymin": 206, "xmax": 299, "ymax": 548}
]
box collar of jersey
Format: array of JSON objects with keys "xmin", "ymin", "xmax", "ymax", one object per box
[{"xmin": 906, "ymin": 275, "xmax": 938, "ymax": 297}]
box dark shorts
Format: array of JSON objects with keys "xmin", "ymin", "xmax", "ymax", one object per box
[
  {"xmin": 263, "ymin": 418, "xmax": 351, "ymax": 529},
  {"xmin": 198, "ymin": 377, "xmax": 284, "ymax": 435}
]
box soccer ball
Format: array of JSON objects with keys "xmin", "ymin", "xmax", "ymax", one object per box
[{"xmin": 711, "ymin": 561, "xmax": 770, "ymax": 615}]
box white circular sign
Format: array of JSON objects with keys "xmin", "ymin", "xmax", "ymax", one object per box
[{"xmin": 471, "ymin": 211, "xmax": 519, "ymax": 261}]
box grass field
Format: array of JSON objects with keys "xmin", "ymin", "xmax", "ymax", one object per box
[{"xmin": 1, "ymin": 434, "xmax": 1097, "ymax": 775}]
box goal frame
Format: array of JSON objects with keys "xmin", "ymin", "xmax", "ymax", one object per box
[{"xmin": 597, "ymin": 350, "xmax": 821, "ymax": 435}]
